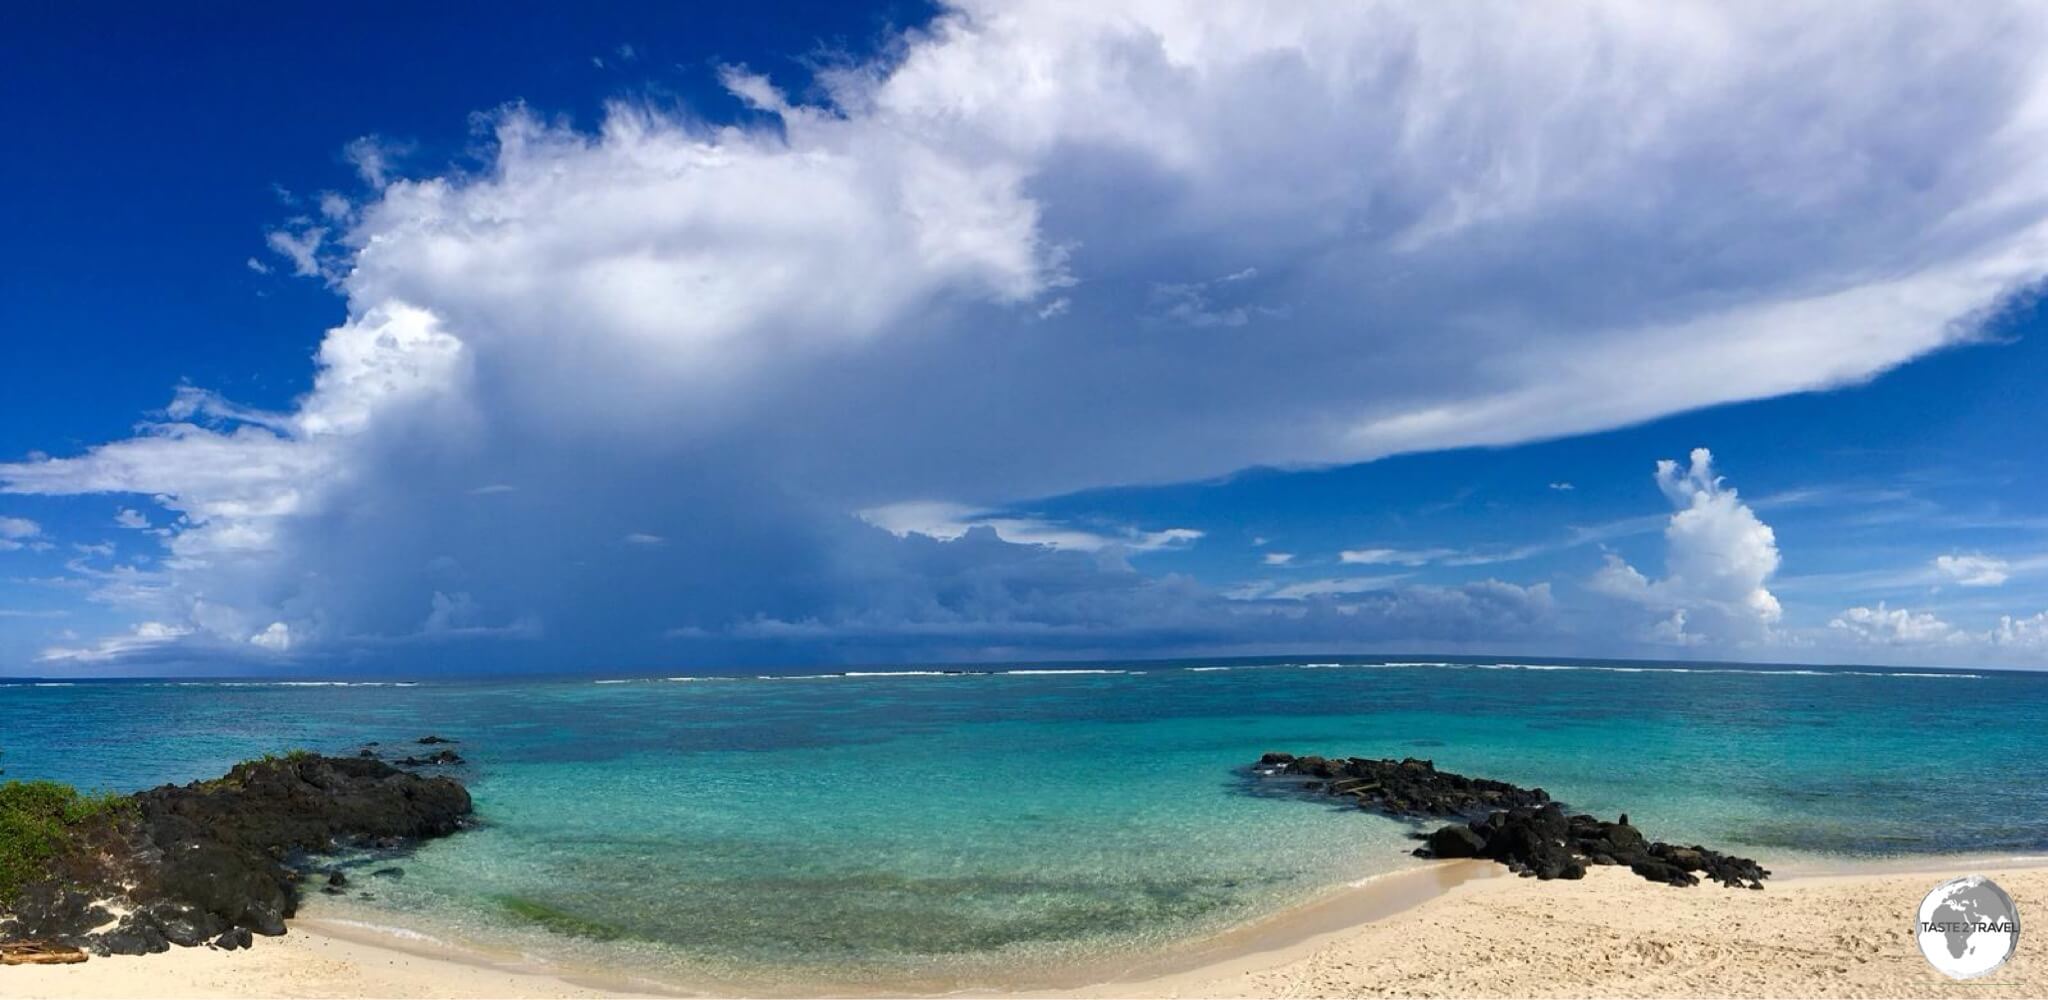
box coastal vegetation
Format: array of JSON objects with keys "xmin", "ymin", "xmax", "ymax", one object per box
[
  {"xmin": 0, "ymin": 778, "xmax": 133, "ymax": 903},
  {"xmin": 1, "ymin": 748, "xmax": 473, "ymax": 957}
]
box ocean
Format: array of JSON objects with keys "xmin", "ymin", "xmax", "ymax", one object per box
[{"xmin": 4, "ymin": 657, "xmax": 2044, "ymax": 991}]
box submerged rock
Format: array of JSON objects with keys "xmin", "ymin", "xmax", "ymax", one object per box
[
  {"xmin": 397, "ymin": 749, "xmax": 465, "ymax": 767},
  {"xmin": 1253, "ymin": 752, "xmax": 1768, "ymax": 890}
]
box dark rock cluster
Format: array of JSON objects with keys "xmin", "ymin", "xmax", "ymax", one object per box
[
  {"xmin": 1257, "ymin": 752, "xmax": 1554, "ymax": 816},
  {"xmin": 0, "ymin": 753, "xmax": 471, "ymax": 956},
  {"xmin": 397, "ymin": 749, "xmax": 465, "ymax": 767},
  {"xmin": 1253, "ymin": 752, "xmax": 1768, "ymax": 890}
]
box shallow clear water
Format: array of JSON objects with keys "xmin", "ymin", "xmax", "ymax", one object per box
[{"xmin": 5, "ymin": 658, "xmax": 2045, "ymax": 990}]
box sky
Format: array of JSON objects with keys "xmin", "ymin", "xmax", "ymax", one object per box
[{"xmin": 6, "ymin": 1, "xmax": 2048, "ymax": 676}]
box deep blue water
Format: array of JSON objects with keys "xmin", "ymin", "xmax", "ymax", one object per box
[{"xmin": 4, "ymin": 657, "xmax": 2044, "ymax": 990}]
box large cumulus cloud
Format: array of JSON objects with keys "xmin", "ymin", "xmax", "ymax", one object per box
[
  {"xmin": 9, "ymin": 0, "xmax": 2048, "ymax": 669},
  {"xmin": 1590, "ymin": 449, "xmax": 1784, "ymax": 645}
]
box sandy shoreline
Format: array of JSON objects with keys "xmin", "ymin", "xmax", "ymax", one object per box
[{"xmin": 7, "ymin": 861, "xmax": 2041, "ymax": 998}]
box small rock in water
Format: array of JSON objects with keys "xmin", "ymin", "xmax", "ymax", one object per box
[
  {"xmin": 369, "ymin": 866, "xmax": 405, "ymax": 879},
  {"xmin": 397, "ymin": 749, "xmax": 464, "ymax": 767},
  {"xmin": 416, "ymin": 735, "xmax": 458, "ymax": 745}
]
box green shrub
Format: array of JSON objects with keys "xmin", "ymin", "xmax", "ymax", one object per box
[{"xmin": 0, "ymin": 779, "xmax": 132, "ymax": 902}]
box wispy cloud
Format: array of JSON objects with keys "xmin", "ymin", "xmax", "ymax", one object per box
[
  {"xmin": 1935, "ymin": 553, "xmax": 2011, "ymax": 587},
  {"xmin": 861, "ymin": 502, "xmax": 1202, "ymax": 554},
  {"xmin": 39, "ymin": 621, "xmax": 192, "ymax": 663},
  {"xmin": 0, "ymin": 516, "xmax": 40, "ymax": 551}
]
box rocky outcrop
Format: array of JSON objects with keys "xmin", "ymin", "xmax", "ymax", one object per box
[
  {"xmin": 0, "ymin": 754, "xmax": 472, "ymax": 957},
  {"xmin": 1255, "ymin": 752, "xmax": 1553, "ymax": 816},
  {"xmin": 1253, "ymin": 752, "xmax": 1768, "ymax": 889}
]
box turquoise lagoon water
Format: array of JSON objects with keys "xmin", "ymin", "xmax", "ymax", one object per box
[{"xmin": 4, "ymin": 658, "xmax": 2046, "ymax": 990}]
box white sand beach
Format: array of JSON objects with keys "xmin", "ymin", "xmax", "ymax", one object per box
[
  {"xmin": 8, "ymin": 862, "xmax": 2040, "ymax": 998},
  {"xmin": 1085, "ymin": 864, "xmax": 2045, "ymax": 998}
]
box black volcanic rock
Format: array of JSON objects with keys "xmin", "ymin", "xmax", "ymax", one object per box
[
  {"xmin": 396, "ymin": 749, "xmax": 464, "ymax": 767},
  {"xmin": 1421, "ymin": 823, "xmax": 1487, "ymax": 858},
  {"xmin": 1252, "ymin": 752, "xmax": 1552, "ymax": 817},
  {"xmin": 1253, "ymin": 752, "xmax": 1768, "ymax": 890},
  {"xmin": 1, "ymin": 754, "xmax": 472, "ymax": 956}
]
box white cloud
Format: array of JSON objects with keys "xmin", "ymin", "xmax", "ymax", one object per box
[
  {"xmin": 1340, "ymin": 547, "xmax": 1458, "ymax": 567},
  {"xmin": 1645, "ymin": 610, "xmax": 1701, "ymax": 646},
  {"xmin": 1263, "ymin": 575, "xmax": 1410, "ymax": 600},
  {"xmin": 318, "ymin": 192, "xmax": 353, "ymax": 222},
  {"xmin": 1262, "ymin": 552, "xmax": 1294, "ymax": 566},
  {"xmin": 422, "ymin": 591, "xmax": 478, "ymax": 632},
  {"xmin": 0, "ymin": 516, "xmax": 39, "ymax": 551},
  {"xmin": 9, "ymin": 2, "xmax": 2048, "ymax": 666},
  {"xmin": 622, "ymin": 533, "xmax": 667, "ymax": 546},
  {"xmin": 343, "ymin": 136, "xmax": 406, "ymax": 189},
  {"xmin": 265, "ymin": 227, "xmax": 327, "ymax": 279},
  {"xmin": 1548, "ymin": 482, "xmax": 1575, "ymax": 491},
  {"xmin": 1147, "ymin": 269, "xmax": 1278, "ymax": 328},
  {"xmin": 860, "ymin": 502, "xmax": 1201, "ymax": 554},
  {"xmin": 1591, "ymin": 448, "xmax": 1782, "ymax": 643},
  {"xmin": 114, "ymin": 507, "xmax": 150, "ymax": 529},
  {"xmin": 249, "ymin": 621, "xmax": 293, "ymax": 652},
  {"xmin": 1992, "ymin": 610, "xmax": 2048, "ymax": 649},
  {"xmin": 1829, "ymin": 603, "xmax": 1965, "ymax": 646},
  {"xmin": 39, "ymin": 621, "xmax": 193, "ymax": 663},
  {"xmin": 1935, "ymin": 553, "xmax": 2010, "ymax": 587},
  {"xmin": 1818, "ymin": 604, "xmax": 2048, "ymax": 659},
  {"xmin": 245, "ymin": 257, "xmax": 271, "ymax": 275}
]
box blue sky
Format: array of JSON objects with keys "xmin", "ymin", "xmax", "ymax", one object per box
[{"xmin": 6, "ymin": 2, "xmax": 2048, "ymax": 675}]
